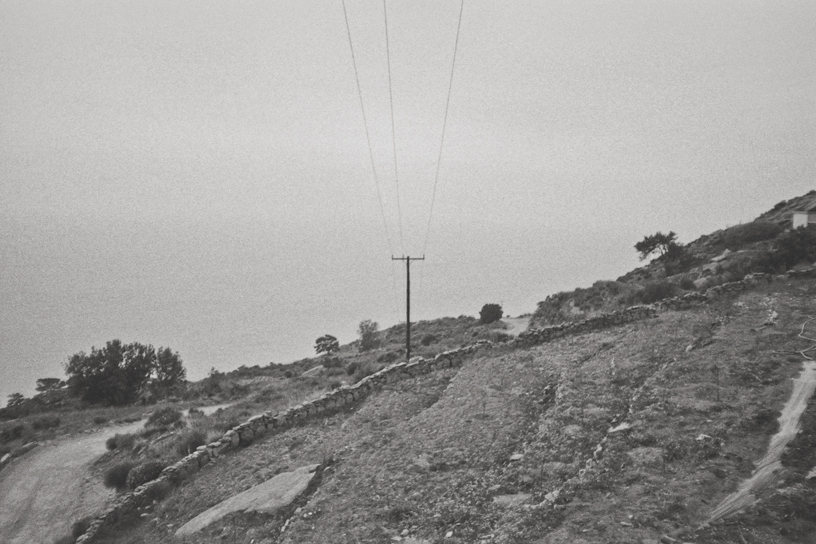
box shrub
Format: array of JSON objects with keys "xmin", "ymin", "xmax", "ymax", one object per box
[
  {"xmin": 105, "ymin": 433, "xmax": 136, "ymax": 451},
  {"xmin": 143, "ymin": 479, "xmax": 171, "ymax": 502},
  {"xmin": 283, "ymin": 370, "xmax": 294, "ymax": 379},
  {"xmin": 31, "ymin": 415, "xmax": 60, "ymax": 430},
  {"xmin": 345, "ymin": 362, "xmax": 359, "ymax": 376},
  {"xmin": 146, "ymin": 407, "xmax": 182, "ymax": 427},
  {"xmin": 175, "ymin": 429, "xmax": 207, "ymax": 456},
  {"xmin": 637, "ymin": 281, "xmax": 678, "ymax": 304},
  {"xmin": 71, "ymin": 517, "xmax": 92, "ymax": 539},
  {"xmin": 0, "ymin": 424, "xmax": 25, "ymax": 443},
  {"xmin": 328, "ymin": 380, "xmax": 342, "ymax": 390},
  {"xmin": 679, "ymin": 276, "xmax": 696, "ymax": 290},
  {"xmin": 321, "ymin": 357, "xmax": 343, "ymax": 369},
  {"xmin": 722, "ymin": 221, "xmax": 783, "ymax": 250},
  {"xmin": 479, "ymin": 304, "xmax": 503, "ymax": 324},
  {"xmin": 126, "ymin": 460, "xmax": 166, "ymax": 489},
  {"xmin": 773, "ymin": 226, "xmax": 816, "ymax": 270},
  {"xmin": 93, "ymin": 416, "xmax": 108, "ymax": 425},
  {"xmin": 104, "ymin": 461, "xmax": 135, "ymax": 490},
  {"xmin": 420, "ymin": 334, "xmax": 438, "ymax": 346},
  {"xmin": 376, "ymin": 351, "xmax": 400, "ymax": 364}
]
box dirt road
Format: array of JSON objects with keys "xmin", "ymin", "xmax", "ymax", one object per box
[
  {"xmin": 0, "ymin": 404, "xmax": 232, "ymax": 543},
  {"xmin": 0, "ymin": 420, "xmax": 144, "ymax": 543}
]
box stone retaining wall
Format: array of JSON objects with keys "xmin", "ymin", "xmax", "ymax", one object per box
[{"xmin": 514, "ymin": 305, "xmax": 657, "ymax": 347}]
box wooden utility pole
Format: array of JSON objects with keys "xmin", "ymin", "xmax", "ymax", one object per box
[{"xmin": 392, "ymin": 255, "xmax": 425, "ymax": 362}]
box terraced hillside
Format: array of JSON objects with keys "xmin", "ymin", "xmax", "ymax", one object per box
[{"xmin": 92, "ymin": 277, "xmax": 816, "ymax": 544}]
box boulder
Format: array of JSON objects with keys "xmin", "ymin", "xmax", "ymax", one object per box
[{"xmin": 175, "ymin": 464, "xmax": 319, "ymax": 538}]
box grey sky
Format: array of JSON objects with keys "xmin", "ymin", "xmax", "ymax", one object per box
[{"xmin": 2, "ymin": 0, "xmax": 814, "ymax": 401}]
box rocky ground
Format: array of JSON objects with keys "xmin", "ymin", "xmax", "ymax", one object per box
[{"xmin": 87, "ymin": 279, "xmax": 816, "ymax": 544}]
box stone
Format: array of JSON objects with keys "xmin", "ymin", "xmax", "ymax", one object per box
[
  {"xmin": 493, "ymin": 493, "xmax": 531, "ymax": 507},
  {"xmin": 175, "ymin": 464, "xmax": 319, "ymax": 537}
]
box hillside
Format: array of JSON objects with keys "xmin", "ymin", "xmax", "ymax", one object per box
[{"xmin": 4, "ymin": 192, "xmax": 816, "ymax": 544}]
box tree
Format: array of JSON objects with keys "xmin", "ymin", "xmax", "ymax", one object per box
[
  {"xmin": 315, "ymin": 335, "xmax": 339, "ymax": 355},
  {"xmin": 154, "ymin": 347, "xmax": 186, "ymax": 391},
  {"xmin": 635, "ymin": 231, "xmax": 678, "ymax": 260},
  {"xmin": 358, "ymin": 320, "xmax": 380, "ymax": 352},
  {"xmin": 35, "ymin": 378, "xmax": 65, "ymax": 393},
  {"xmin": 479, "ymin": 303, "xmax": 503, "ymax": 324},
  {"xmin": 6, "ymin": 393, "xmax": 25, "ymax": 408},
  {"xmin": 64, "ymin": 340, "xmax": 187, "ymax": 406}
]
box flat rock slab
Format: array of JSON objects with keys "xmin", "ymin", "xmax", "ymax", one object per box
[{"xmin": 175, "ymin": 464, "xmax": 319, "ymax": 538}]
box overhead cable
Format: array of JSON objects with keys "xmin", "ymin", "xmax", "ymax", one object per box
[{"xmin": 421, "ymin": 0, "xmax": 465, "ymax": 256}]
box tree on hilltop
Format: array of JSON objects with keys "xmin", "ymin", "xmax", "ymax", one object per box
[
  {"xmin": 479, "ymin": 303, "xmax": 503, "ymax": 324},
  {"xmin": 35, "ymin": 377, "xmax": 65, "ymax": 393},
  {"xmin": 315, "ymin": 335, "xmax": 340, "ymax": 355},
  {"xmin": 6, "ymin": 393, "xmax": 25, "ymax": 408},
  {"xmin": 635, "ymin": 231, "xmax": 679, "ymax": 260}
]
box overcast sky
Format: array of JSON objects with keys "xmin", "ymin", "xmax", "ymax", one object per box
[{"xmin": 2, "ymin": 0, "xmax": 815, "ymax": 402}]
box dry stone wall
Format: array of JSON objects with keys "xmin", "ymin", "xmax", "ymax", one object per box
[
  {"xmin": 514, "ymin": 305, "xmax": 657, "ymax": 347},
  {"xmin": 75, "ymin": 270, "xmax": 787, "ymax": 543}
]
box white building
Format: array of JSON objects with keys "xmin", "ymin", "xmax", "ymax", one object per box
[{"xmin": 792, "ymin": 204, "xmax": 816, "ymax": 229}]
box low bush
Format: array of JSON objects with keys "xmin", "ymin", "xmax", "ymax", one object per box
[
  {"xmin": 126, "ymin": 460, "xmax": 166, "ymax": 489},
  {"xmin": 93, "ymin": 416, "xmax": 108, "ymax": 425},
  {"xmin": 637, "ymin": 281, "xmax": 679, "ymax": 304},
  {"xmin": 104, "ymin": 461, "xmax": 135, "ymax": 491},
  {"xmin": 105, "ymin": 433, "xmax": 136, "ymax": 451},
  {"xmin": 0, "ymin": 424, "xmax": 25, "ymax": 443},
  {"xmin": 773, "ymin": 226, "xmax": 816, "ymax": 270},
  {"xmin": 679, "ymin": 275, "xmax": 696, "ymax": 290},
  {"xmin": 175, "ymin": 429, "xmax": 207, "ymax": 456},
  {"xmin": 376, "ymin": 351, "xmax": 400, "ymax": 363},
  {"xmin": 146, "ymin": 407, "xmax": 182, "ymax": 427},
  {"xmin": 143, "ymin": 479, "xmax": 171, "ymax": 502},
  {"xmin": 31, "ymin": 415, "xmax": 60, "ymax": 430},
  {"xmin": 722, "ymin": 221, "xmax": 783, "ymax": 250},
  {"xmin": 71, "ymin": 516, "xmax": 92, "ymax": 539},
  {"xmin": 420, "ymin": 334, "xmax": 438, "ymax": 346},
  {"xmin": 345, "ymin": 362, "xmax": 359, "ymax": 376},
  {"xmin": 321, "ymin": 357, "xmax": 343, "ymax": 369}
]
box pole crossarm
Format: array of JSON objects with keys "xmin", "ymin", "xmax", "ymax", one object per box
[{"xmin": 392, "ymin": 255, "xmax": 425, "ymax": 362}]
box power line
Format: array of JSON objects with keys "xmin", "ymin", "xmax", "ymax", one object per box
[
  {"xmin": 341, "ymin": 0, "xmax": 394, "ymax": 256},
  {"xmin": 421, "ymin": 0, "xmax": 465, "ymax": 257},
  {"xmin": 383, "ymin": 0, "xmax": 405, "ymax": 254}
]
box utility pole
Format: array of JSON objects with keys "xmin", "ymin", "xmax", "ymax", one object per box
[{"xmin": 392, "ymin": 255, "xmax": 425, "ymax": 362}]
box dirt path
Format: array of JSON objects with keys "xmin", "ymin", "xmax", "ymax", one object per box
[
  {"xmin": 0, "ymin": 420, "xmax": 144, "ymax": 544},
  {"xmin": 706, "ymin": 318, "xmax": 816, "ymax": 525},
  {"xmin": 0, "ymin": 403, "xmax": 232, "ymax": 543},
  {"xmin": 501, "ymin": 316, "xmax": 531, "ymax": 337}
]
